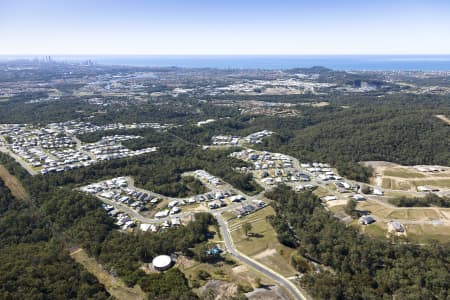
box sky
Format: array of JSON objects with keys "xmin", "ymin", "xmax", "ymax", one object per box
[{"xmin": 1, "ymin": 0, "xmax": 450, "ymax": 55}]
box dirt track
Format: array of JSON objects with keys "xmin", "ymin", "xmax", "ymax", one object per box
[
  {"xmin": 70, "ymin": 248, "xmax": 145, "ymax": 300},
  {"xmin": 435, "ymin": 114, "xmax": 450, "ymax": 125},
  {"xmin": 0, "ymin": 165, "xmax": 28, "ymax": 200}
]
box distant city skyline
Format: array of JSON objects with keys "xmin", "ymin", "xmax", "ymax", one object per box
[{"xmin": 1, "ymin": 0, "xmax": 450, "ymax": 55}]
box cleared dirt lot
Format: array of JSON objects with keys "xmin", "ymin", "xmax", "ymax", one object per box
[{"xmin": 178, "ymin": 255, "xmax": 274, "ymax": 296}]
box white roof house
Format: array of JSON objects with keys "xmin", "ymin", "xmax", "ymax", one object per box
[
  {"xmin": 230, "ymin": 195, "xmax": 245, "ymax": 202},
  {"xmin": 417, "ymin": 186, "xmax": 439, "ymax": 192},
  {"xmin": 373, "ymin": 187, "xmax": 384, "ymax": 195},
  {"xmin": 353, "ymin": 194, "xmax": 366, "ymax": 201},
  {"xmin": 140, "ymin": 223, "xmax": 151, "ymax": 232},
  {"xmin": 359, "ymin": 215, "xmax": 375, "ymax": 225},
  {"xmin": 168, "ymin": 200, "xmax": 179, "ymax": 208},
  {"xmin": 322, "ymin": 195, "xmax": 337, "ymax": 202},
  {"xmin": 155, "ymin": 209, "xmax": 170, "ymax": 218},
  {"xmin": 170, "ymin": 206, "xmax": 181, "ymax": 214}
]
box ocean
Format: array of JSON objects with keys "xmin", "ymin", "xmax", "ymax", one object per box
[{"xmin": 3, "ymin": 55, "xmax": 450, "ymax": 71}]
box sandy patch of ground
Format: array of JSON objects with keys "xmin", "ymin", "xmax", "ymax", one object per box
[
  {"xmin": 176, "ymin": 255, "xmax": 197, "ymax": 269},
  {"xmin": 198, "ymin": 280, "xmax": 239, "ymax": 300},
  {"xmin": 252, "ymin": 248, "xmax": 277, "ymax": 260},
  {"xmin": 310, "ymin": 101, "xmax": 330, "ymax": 107},
  {"xmin": 439, "ymin": 210, "xmax": 450, "ymax": 219},
  {"xmin": 326, "ymin": 199, "xmax": 348, "ymax": 207},
  {"xmin": 232, "ymin": 264, "xmax": 248, "ymax": 274},
  {"xmin": 246, "ymin": 285, "xmax": 292, "ymax": 300}
]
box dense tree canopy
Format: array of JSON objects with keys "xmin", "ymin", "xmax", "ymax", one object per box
[
  {"xmin": 389, "ymin": 194, "xmax": 450, "ymax": 207},
  {"xmin": 0, "ymin": 177, "xmax": 111, "ymax": 299},
  {"xmin": 0, "ymin": 154, "xmax": 217, "ymax": 299},
  {"xmin": 267, "ymin": 185, "xmax": 450, "ymax": 299}
]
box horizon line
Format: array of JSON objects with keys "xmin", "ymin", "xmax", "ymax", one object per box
[{"xmin": 2, "ymin": 53, "xmax": 450, "ymax": 57}]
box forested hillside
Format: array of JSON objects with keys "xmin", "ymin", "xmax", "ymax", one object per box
[
  {"xmin": 0, "ymin": 177, "xmax": 111, "ymax": 299},
  {"xmin": 0, "ymin": 154, "xmax": 218, "ymax": 300},
  {"xmin": 165, "ymin": 94, "xmax": 450, "ymax": 181},
  {"xmin": 261, "ymin": 106, "xmax": 450, "ymax": 166},
  {"xmin": 267, "ymin": 186, "xmax": 450, "ymax": 299}
]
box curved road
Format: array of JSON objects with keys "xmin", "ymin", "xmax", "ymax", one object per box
[
  {"xmin": 215, "ymin": 213, "xmax": 308, "ymax": 300},
  {"xmin": 91, "ymin": 173, "xmax": 265, "ymax": 225}
]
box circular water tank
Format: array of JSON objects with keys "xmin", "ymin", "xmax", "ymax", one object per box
[{"xmin": 152, "ymin": 255, "xmax": 172, "ymax": 271}]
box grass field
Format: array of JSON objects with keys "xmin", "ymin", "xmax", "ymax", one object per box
[
  {"xmin": 0, "ymin": 165, "xmax": 28, "ymax": 200},
  {"xmin": 228, "ymin": 206, "xmax": 297, "ymax": 277},
  {"xmin": 355, "ymin": 200, "xmax": 450, "ymax": 243},
  {"xmin": 384, "ymin": 190, "xmax": 420, "ymax": 198},
  {"xmin": 386, "ymin": 209, "xmax": 441, "ymax": 220},
  {"xmin": 357, "ymin": 201, "xmax": 393, "ymax": 217},
  {"xmin": 329, "ymin": 204, "xmax": 346, "ymax": 214},
  {"xmin": 383, "ymin": 168, "xmax": 426, "ymax": 178},
  {"xmin": 381, "ymin": 178, "xmax": 392, "ymax": 189},
  {"xmin": 371, "ymin": 161, "xmax": 450, "ymax": 191},
  {"xmin": 406, "ymin": 224, "xmax": 450, "ymax": 243},
  {"xmin": 382, "ymin": 178, "xmax": 413, "ymax": 190},
  {"xmin": 360, "ymin": 222, "xmax": 387, "ymax": 239},
  {"xmin": 355, "ymin": 222, "xmax": 450, "ymax": 244},
  {"xmin": 357, "ymin": 201, "xmax": 447, "ymax": 221},
  {"xmin": 428, "ymin": 172, "xmax": 450, "ymax": 177},
  {"xmin": 381, "ymin": 177, "xmax": 450, "ymax": 191},
  {"xmin": 313, "ymin": 186, "xmax": 335, "ymax": 198},
  {"xmin": 410, "ymin": 179, "xmax": 450, "ymax": 188},
  {"xmin": 70, "ymin": 248, "xmax": 146, "ymax": 300},
  {"xmin": 222, "ymin": 211, "xmax": 236, "ymax": 221}
]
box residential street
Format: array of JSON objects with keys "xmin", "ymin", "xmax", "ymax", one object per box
[{"xmin": 215, "ymin": 213, "xmax": 309, "ymax": 300}]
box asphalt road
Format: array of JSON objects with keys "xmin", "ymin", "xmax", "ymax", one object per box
[
  {"xmin": 0, "ymin": 147, "xmax": 38, "ymax": 175},
  {"xmin": 215, "ymin": 213, "xmax": 307, "ymax": 300}
]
